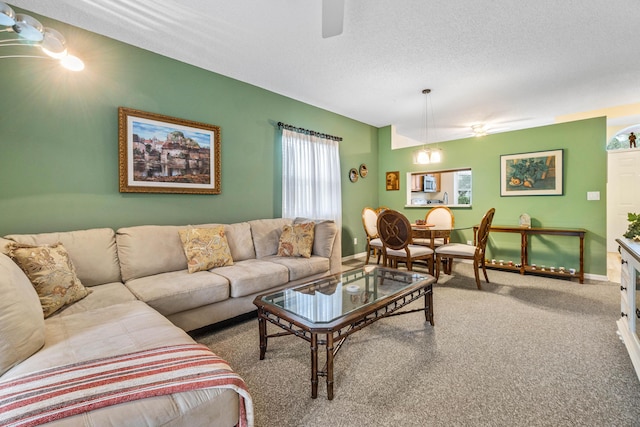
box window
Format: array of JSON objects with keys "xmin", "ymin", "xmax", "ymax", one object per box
[
  {"xmin": 281, "ymin": 129, "xmax": 342, "ymax": 223},
  {"xmin": 607, "ymin": 125, "xmax": 640, "ymax": 151},
  {"xmin": 453, "ymin": 170, "xmax": 472, "ymax": 205}
]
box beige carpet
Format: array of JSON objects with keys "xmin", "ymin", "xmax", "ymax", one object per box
[{"xmin": 194, "ymin": 262, "xmax": 640, "ymax": 426}]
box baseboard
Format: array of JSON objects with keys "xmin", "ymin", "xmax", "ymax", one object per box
[
  {"xmin": 342, "ymin": 253, "xmax": 610, "ymax": 282},
  {"xmin": 584, "ymin": 273, "xmax": 609, "ymax": 282},
  {"xmin": 342, "ymin": 252, "xmax": 367, "ymax": 261}
]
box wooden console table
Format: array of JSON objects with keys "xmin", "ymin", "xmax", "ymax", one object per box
[{"xmin": 473, "ymin": 225, "xmax": 587, "ymax": 284}]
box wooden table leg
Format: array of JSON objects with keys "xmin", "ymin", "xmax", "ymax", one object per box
[
  {"xmin": 326, "ymin": 333, "xmax": 335, "ymax": 400},
  {"xmin": 310, "ymin": 333, "xmax": 318, "ymax": 399},
  {"xmin": 258, "ymin": 309, "xmax": 267, "ymax": 360},
  {"xmin": 426, "ymin": 290, "xmax": 434, "ymax": 326},
  {"xmin": 579, "ymin": 234, "xmax": 585, "ymax": 284},
  {"xmin": 520, "ymin": 231, "xmax": 527, "ymax": 275}
]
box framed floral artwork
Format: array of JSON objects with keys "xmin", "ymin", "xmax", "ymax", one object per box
[{"xmin": 500, "ymin": 149, "xmax": 563, "ymax": 196}]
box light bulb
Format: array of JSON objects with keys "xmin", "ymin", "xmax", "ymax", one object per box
[
  {"xmin": 430, "ymin": 150, "xmax": 441, "ymax": 163},
  {"xmin": 60, "ymin": 54, "xmax": 84, "ymax": 71},
  {"xmin": 416, "ymin": 150, "xmax": 430, "ymax": 164}
]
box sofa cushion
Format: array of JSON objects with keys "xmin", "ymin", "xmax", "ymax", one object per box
[
  {"xmin": 50, "ymin": 282, "xmax": 137, "ymax": 318},
  {"xmin": 224, "ymin": 222, "xmax": 256, "ymax": 261},
  {"xmin": 277, "ymin": 222, "xmax": 315, "ymax": 258},
  {"xmin": 263, "ymin": 255, "xmax": 331, "ymax": 281},
  {"xmin": 249, "ymin": 218, "xmax": 292, "ymax": 258},
  {"xmin": 3, "ymin": 228, "xmax": 121, "ymax": 287},
  {"xmin": 0, "ymin": 253, "xmax": 45, "ymax": 376},
  {"xmin": 7, "ymin": 243, "xmax": 92, "ymax": 318},
  {"xmin": 117, "ymin": 223, "xmax": 251, "ymax": 282},
  {"xmin": 294, "ymin": 218, "xmax": 339, "ymax": 258},
  {"xmin": 179, "ymin": 226, "xmax": 234, "ymax": 273},
  {"xmin": 1, "ymin": 300, "xmax": 242, "ymax": 427},
  {"xmin": 124, "ymin": 270, "xmax": 230, "ymax": 316},
  {"xmin": 117, "ymin": 225, "xmax": 189, "ymax": 282},
  {"xmin": 211, "ymin": 259, "xmax": 289, "ymax": 298}
]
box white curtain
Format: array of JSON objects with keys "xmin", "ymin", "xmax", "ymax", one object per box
[{"xmin": 281, "ymin": 128, "xmax": 342, "ymax": 224}]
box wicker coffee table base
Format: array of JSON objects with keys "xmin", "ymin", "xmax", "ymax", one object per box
[{"xmin": 256, "ymin": 285, "xmax": 433, "ymax": 400}]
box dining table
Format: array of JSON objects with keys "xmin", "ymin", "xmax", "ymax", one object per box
[{"xmin": 410, "ymin": 223, "xmax": 453, "ymax": 250}]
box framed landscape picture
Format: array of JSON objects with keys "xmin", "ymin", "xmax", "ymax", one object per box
[
  {"xmin": 500, "ymin": 149, "xmax": 563, "ymax": 196},
  {"xmin": 118, "ymin": 107, "xmax": 221, "ymax": 194}
]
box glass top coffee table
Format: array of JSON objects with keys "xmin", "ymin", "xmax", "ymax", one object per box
[{"xmin": 253, "ymin": 265, "xmax": 435, "ymax": 400}]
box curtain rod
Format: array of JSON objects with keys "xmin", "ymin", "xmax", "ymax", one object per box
[{"xmin": 277, "ymin": 122, "xmax": 343, "ymax": 141}]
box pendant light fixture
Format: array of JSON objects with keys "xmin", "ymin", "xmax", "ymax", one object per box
[{"xmin": 414, "ymin": 88, "xmax": 441, "ymax": 164}]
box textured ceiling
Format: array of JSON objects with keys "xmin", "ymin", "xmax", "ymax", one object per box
[{"xmin": 8, "ymin": 0, "xmax": 640, "ymax": 144}]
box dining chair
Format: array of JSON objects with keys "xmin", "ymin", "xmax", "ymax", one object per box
[
  {"xmin": 434, "ymin": 208, "xmax": 495, "ymax": 289},
  {"xmin": 362, "ymin": 207, "xmax": 384, "ymax": 264},
  {"xmin": 413, "ymin": 206, "xmax": 455, "ymax": 247},
  {"xmin": 376, "ymin": 209, "xmax": 434, "ymax": 273}
]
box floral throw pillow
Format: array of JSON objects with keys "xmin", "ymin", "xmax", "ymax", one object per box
[
  {"xmin": 7, "ymin": 243, "xmax": 92, "ymax": 318},
  {"xmin": 277, "ymin": 222, "xmax": 315, "ymax": 258},
  {"xmin": 178, "ymin": 226, "xmax": 234, "ymax": 273}
]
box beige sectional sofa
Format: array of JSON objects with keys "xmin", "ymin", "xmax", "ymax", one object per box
[{"xmin": 0, "ymin": 217, "xmax": 340, "ymax": 426}]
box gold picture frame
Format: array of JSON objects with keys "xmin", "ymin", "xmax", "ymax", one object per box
[
  {"xmin": 386, "ymin": 171, "xmax": 400, "ymax": 191},
  {"xmin": 500, "ymin": 149, "xmax": 563, "ymax": 196},
  {"xmin": 118, "ymin": 107, "xmax": 221, "ymax": 194}
]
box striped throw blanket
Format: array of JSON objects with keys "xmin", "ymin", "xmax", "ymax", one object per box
[{"xmin": 0, "ymin": 344, "xmax": 254, "ymax": 427}]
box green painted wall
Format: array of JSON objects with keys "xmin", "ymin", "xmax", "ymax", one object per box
[
  {"xmin": 0, "ymin": 9, "xmax": 608, "ymax": 273},
  {"xmin": 0, "ymin": 10, "xmax": 379, "ymax": 257},
  {"xmin": 376, "ymin": 118, "xmax": 607, "ymax": 276}
]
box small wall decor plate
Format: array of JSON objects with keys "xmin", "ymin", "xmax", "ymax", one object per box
[
  {"xmin": 349, "ymin": 168, "xmax": 359, "ymax": 182},
  {"xmin": 359, "ymin": 163, "xmax": 368, "ymax": 178}
]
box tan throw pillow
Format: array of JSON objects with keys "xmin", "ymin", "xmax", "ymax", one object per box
[
  {"xmin": 178, "ymin": 226, "xmax": 234, "ymax": 273},
  {"xmin": 294, "ymin": 218, "xmax": 338, "ymax": 258},
  {"xmin": 7, "ymin": 243, "xmax": 92, "ymax": 318},
  {"xmin": 277, "ymin": 222, "xmax": 315, "ymax": 258}
]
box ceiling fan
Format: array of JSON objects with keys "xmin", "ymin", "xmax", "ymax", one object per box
[{"xmin": 322, "ymin": 0, "xmax": 344, "ymax": 38}]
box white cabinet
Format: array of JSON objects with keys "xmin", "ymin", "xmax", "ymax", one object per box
[{"xmin": 616, "ymin": 238, "xmax": 640, "ymax": 381}]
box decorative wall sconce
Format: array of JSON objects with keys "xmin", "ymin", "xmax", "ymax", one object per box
[{"xmin": 0, "ymin": 1, "xmax": 84, "ymax": 71}]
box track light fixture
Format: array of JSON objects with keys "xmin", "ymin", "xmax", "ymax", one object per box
[{"xmin": 0, "ymin": 1, "xmax": 84, "ymax": 71}]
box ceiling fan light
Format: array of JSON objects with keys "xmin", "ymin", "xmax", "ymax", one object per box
[
  {"xmin": 12, "ymin": 13, "xmax": 44, "ymax": 41},
  {"xmin": 0, "ymin": 1, "xmax": 15, "ymax": 26},
  {"xmin": 471, "ymin": 124, "xmax": 488, "ymax": 137}
]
